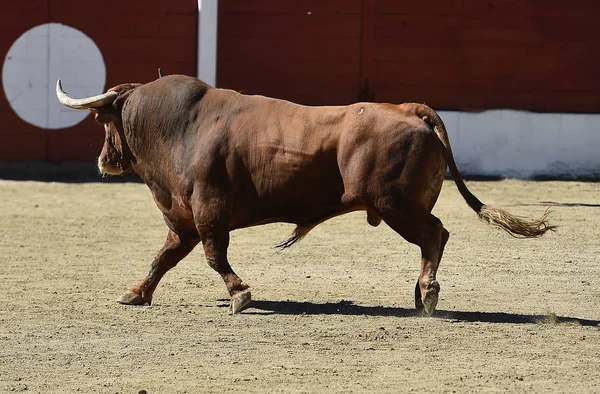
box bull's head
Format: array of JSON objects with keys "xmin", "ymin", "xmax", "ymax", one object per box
[{"xmin": 56, "ymin": 80, "xmax": 140, "ymax": 175}]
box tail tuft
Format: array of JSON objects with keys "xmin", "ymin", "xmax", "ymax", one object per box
[
  {"xmin": 274, "ymin": 233, "xmax": 302, "ymax": 250},
  {"xmin": 274, "ymin": 225, "xmax": 312, "ymax": 250},
  {"xmin": 477, "ymin": 205, "xmax": 556, "ymax": 238}
]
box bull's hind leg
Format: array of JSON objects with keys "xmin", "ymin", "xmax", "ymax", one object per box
[
  {"xmin": 118, "ymin": 230, "xmax": 199, "ymax": 305},
  {"xmin": 379, "ymin": 208, "xmax": 447, "ymax": 315},
  {"xmin": 414, "ymin": 227, "xmax": 449, "ymax": 312},
  {"xmin": 198, "ymin": 224, "xmax": 251, "ymax": 314}
]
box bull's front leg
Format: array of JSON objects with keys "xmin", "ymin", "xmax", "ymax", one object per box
[
  {"xmin": 198, "ymin": 224, "xmax": 251, "ymax": 314},
  {"xmin": 118, "ymin": 230, "xmax": 199, "ymax": 305}
]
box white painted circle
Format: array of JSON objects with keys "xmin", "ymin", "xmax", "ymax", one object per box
[{"xmin": 2, "ymin": 23, "xmax": 107, "ymax": 130}]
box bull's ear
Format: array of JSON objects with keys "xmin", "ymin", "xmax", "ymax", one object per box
[
  {"xmin": 93, "ymin": 107, "xmax": 120, "ymax": 124},
  {"xmin": 92, "ymin": 91, "xmax": 131, "ymax": 124}
]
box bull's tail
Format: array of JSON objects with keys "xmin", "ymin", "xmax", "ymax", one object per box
[{"xmin": 413, "ymin": 104, "xmax": 556, "ymax": 238}]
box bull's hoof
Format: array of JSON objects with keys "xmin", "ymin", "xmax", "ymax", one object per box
[
  {"xmin": 229, "ymin": 289, "xmax": 251, "ymax": 314},
  {"xmin": 421, "ymin": 280, "xmax": 440, "ymax": 315},
  {"xmin": 117, "ymin": 290, "xmax": 150, "ymax": 306}
]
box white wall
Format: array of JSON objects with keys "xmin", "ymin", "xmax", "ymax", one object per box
[
  {"xmin": 197, "ymin": 0, "xmax": 218, "ymax": 86},
  {"xmin": 439, "ymin": 110, "xmax": 600, "ymax": 179}
]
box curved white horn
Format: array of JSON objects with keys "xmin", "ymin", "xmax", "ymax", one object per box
[{"xmin": 56, "ymin": 79, "xmax": 118, "ymax": 109}]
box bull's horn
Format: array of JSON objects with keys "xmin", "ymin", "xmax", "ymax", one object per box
[{"xmin": 56, "ymin": 79, "xmax": 118, "ymax": 109}]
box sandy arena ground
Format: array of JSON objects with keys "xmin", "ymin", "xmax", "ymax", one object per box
[{"xmin": 0, "ymin": 178, "xmax": 599, "ymax": 393}]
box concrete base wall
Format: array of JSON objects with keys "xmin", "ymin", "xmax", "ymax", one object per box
[{"xmin": 439, "ymin": 110, "xmax": 599, "ymax": 179}]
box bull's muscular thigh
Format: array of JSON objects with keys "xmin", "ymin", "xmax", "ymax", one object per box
[
  {"xmin": 386, "ymin": 129, "xmax": 445, "ymax": 212},
  {"xmin": 340, "ymin": 124, "xmax": 446, "ymax": 213}
]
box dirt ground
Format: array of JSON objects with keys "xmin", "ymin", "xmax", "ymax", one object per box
[{"xmin": 0, "ymin": 178, "xmax": 599, "ymax": 393}]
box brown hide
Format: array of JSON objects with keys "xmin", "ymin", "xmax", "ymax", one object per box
[{"xmin": 122, "ymin": 76, "xmax": 441, "ymax": 232}]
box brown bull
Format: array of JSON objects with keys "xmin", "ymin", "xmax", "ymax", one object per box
[{"xmin": 56, "ymin": 75, "xmax": 554, "ymax": 314}]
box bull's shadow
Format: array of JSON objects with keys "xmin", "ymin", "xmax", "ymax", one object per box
[{"xmin": 240, "ymin": 299, "xmax": 600, "ymax": 328}]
